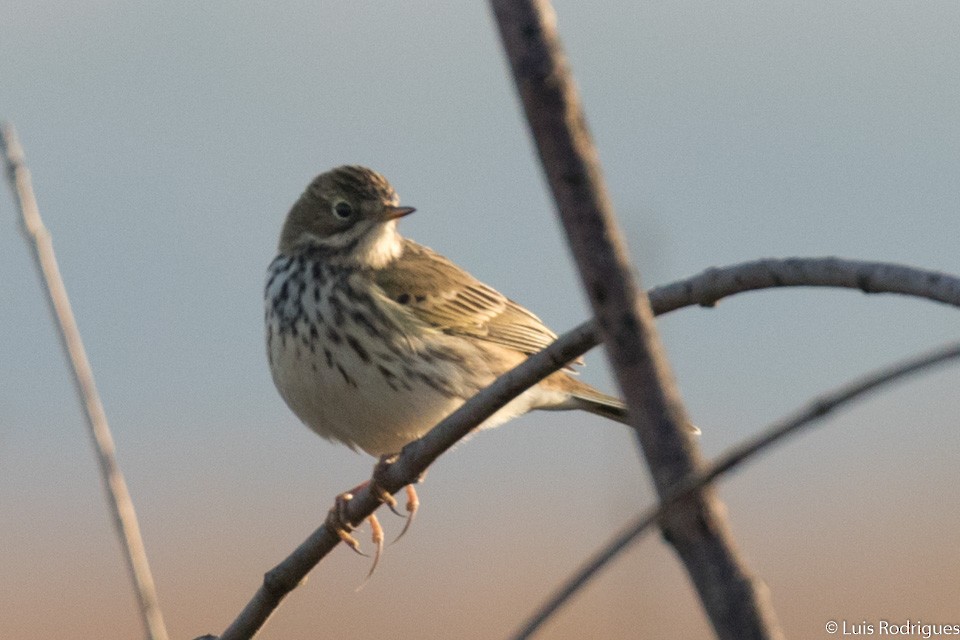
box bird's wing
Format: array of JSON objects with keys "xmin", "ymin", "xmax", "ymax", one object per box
[{"xmin": 373, "ymin": 240, "xmax": 562, "ymax": 357}]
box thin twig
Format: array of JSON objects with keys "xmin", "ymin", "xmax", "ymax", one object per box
[
  {"xmin": 208, "ymin": 258, "xmax": 960, "ymax": 640},
  {"xmin": 513, "ymin": 340, "xmax": 960, "ymax": 639},
  {"xmin": 1, "ymin": 123, "xmax": 169, "ymax": 640},
  {"xmin": 490, "ymin": 2, "xmax": 783, "ymax": 637}
]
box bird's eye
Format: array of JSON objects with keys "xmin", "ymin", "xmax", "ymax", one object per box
[{"xmin": 332, "ymin": 201, "xmax": 354, "ymax": 219}]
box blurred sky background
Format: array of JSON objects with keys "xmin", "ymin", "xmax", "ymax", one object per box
[{"xmin": 2, "ymin": 2, "xmax": 959, "ymax": 639}]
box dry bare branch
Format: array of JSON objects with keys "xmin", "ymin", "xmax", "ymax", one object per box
[
  {"xmin": 1, "ymin": 123, "xmax": 169, "ymax": 640},
  {"xmin": 489, "ymin": 2, "xmax": 784, "ymax": 637},
  {"xmin": 514, "ymin": 340, "xmax": 960, "ymax": 638},
  {"xmin": 651, "ymin": 257, "xmax": 960, "ymax": 312}
]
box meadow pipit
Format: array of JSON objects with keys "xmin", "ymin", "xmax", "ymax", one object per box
[{"xmin": 265, "ymin": 166, "xmax": 649, "ymax": 560}]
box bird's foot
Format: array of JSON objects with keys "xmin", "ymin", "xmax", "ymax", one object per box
[
  {"xmin": 325, "ymin": 487, "xmax": 385, "ymax": 579},
  {"xmin": 371, "ymin": 455, "xmax": 419, "ymax": 544},
  {"xmin": 326, "ymin": 456, "xmax": 421, "ymax": 579}
]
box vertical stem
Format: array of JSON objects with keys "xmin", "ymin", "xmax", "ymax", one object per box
[
  {"xmin": 489, "ymin": 3, "xmax": 784, "ymax": 638},
  {"xmin": 1, "ymin": 123, "xmax": 169, "ymax": 640}
]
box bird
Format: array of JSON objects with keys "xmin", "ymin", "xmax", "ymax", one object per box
[{"xmin": 264, "ymin": 165, "xmax": 672, "ymax": 565}]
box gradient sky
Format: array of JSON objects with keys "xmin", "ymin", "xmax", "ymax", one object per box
[{"xmin": 2, "ymin": 2, "xmax": 959, "ymax": 639}]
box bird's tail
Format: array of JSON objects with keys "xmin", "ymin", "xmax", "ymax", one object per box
[{"xmin": 564, "ymin": 379, "xmax": 701, "ymax": 434}]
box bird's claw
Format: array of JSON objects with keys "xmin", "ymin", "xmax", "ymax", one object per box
[
  {"xmin": 362, "ymin": 513, "xmax": 384, "ymax": 584},
  {"xmin": 392, "ymin": 484, "xmax": 419, "ymax": 544}
]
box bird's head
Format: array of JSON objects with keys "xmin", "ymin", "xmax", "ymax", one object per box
[{"xmin": 279, "ymin": 165, "xmax": 415, "ymax": 268}]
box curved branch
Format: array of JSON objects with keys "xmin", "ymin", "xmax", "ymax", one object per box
[
  {"xmin": 651, "ymin": 257, "xmax": 960, "ymax": 313},
  {"xmin": 210, "ymin": 258, "xmax": 960, "ymax": 640},
  {"xmin": 513, "ymin": 340, "xmax": 960, "ymax": 639}
]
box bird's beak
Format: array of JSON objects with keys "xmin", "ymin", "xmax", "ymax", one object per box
[{"xmin": 382, "ymin": 205, "xmax": 416, "ymax": 221}]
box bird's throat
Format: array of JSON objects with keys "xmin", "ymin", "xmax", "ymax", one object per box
[{"xmin": 348, "ymin": 221, "xmax": 404, "ymax": 269}]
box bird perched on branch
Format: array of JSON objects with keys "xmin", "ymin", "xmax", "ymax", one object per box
[{"xmin": 265, "ymin": 165, "xmax": 670, "ymax": 568}]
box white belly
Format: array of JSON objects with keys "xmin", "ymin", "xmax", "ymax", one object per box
[{"xmin": 267, "ymin": 327, "xmax": 464, "ymax": 455}]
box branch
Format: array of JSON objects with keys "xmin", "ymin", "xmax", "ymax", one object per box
[
  {"xmin": 207, "ymin": 257, "xmax": 960, "ymax": 639},
  {"xmin": 651, "ymin": 257, "xmax": 960, "ymax": 312},
  {"xmin": 1, "ymin": 123, "xmax": 170, "ymax": 640},
  {"xmin": 215, "ymin": 323, "xmax": 599, "ymax": 640},
  {"xmin": 514, "ymin": 340, "xmax": 960, "ymax": 639},
  {"xmin": 490, "ymin": 2, "xmax": 783, "ymax": 638}
]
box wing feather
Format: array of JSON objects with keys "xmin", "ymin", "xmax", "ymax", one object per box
[{"xmin": 373, "ymin": 240, "xmax": 562, "ymax": 357}]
